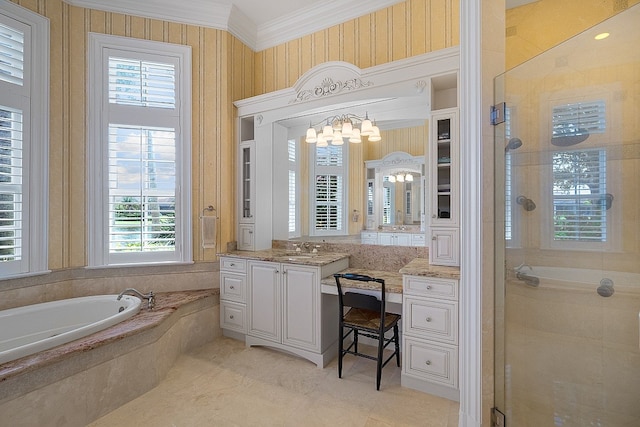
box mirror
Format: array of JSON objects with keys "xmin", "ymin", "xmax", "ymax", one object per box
[{"xmin": 366, "ymin": 151, "xmax": 425, "ymax": 230}]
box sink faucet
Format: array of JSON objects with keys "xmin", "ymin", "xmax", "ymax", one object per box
[{"xmin": 117, "ymin": 288, "xmax": 155, "ymax": 310}]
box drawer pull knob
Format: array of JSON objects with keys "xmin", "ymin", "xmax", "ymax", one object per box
[
  {"xmin": 426, "ymin": 317, "xmax": 432, "ymax": 322},
  {"xmin": 230, "ymin": 263, "xmax": 235, "ymax": 266},
  {"xmin": 229, "ymin": 315, "xmax": 234, "ymax": 319},
  {"xmin": 432, "ymin": 236, "xmax": 437, "ymax": 240},
  {"xmin": 426, "ymin": 285, "xmax": 432, "ymax": 290},
  {"xmin": 229, "ymin": 286, "xmax": 235, "ymax": 289},
  {"xmin": 425, "ymin": 360, "xmax": 431, "ymax": 366}
]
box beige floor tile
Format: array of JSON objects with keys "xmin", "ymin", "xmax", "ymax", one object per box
[{"xmin": 90, "ymin": 337, "xmax": 458, "ymax": 427}]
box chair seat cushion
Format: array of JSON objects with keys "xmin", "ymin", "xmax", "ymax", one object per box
[{"xmin": 343, "ymin": 308, "xmax": 400, "ymax": 331}]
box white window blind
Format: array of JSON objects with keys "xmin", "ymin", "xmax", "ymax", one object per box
[
  {"xmin": 312, "ymin": 144, "xmax": 346, "ymax": 233},
  {"xmin": 108, "ymin": 125, "xmax": 176, "ymax": 253},
  {"xmin": 382, "ymin": 180, "xmax": 391, "ymax": 225},
  {"xmin": 108, "ymin": 57, "xmax": 175, "ymax": 109},
  {"xmin": 0, "ymin": 106, "xmax": 23, "ymax": 261},
  {"xmin": 552, "ymin": 100, "xmax": 605, "ymax": 139},
  {"xmin": 314, "ymin": 174, "xmax": 342, "ymax": 231},
  {"xmin": 0, "ymin": 22, "xmax": 24, "ymax": 86},
  {"xmin": 552, "ymin": 149, "xmax": 607, "ymax": 242},
  {"xmin": 288, "ymin": 138, "xmax": 296, "ymax": 234}
]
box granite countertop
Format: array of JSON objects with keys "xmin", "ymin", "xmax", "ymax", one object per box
[
  {"xmin": 399, "ymin": 257, "xmax": 460, "ymax": 279},
  {"xmin": 218, "ymin": 249, "xmax": 350, "ymax": 266},
  {"xmin": 370, "ymin": 228, "xmax": 422, "ymax": 234},
  {"xmin": 320, "ymin": 268, "xmax": 403, "ymax": 293}
]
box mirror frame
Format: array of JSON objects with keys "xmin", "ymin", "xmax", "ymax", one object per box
[{"xmin": 234, "ymin": 47, "xmax": 459, "ymax": 243}]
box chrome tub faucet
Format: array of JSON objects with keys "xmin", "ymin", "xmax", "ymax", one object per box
[{"xmin": 117, "ymin": 288, "xmax": 155, "ymax": 310}]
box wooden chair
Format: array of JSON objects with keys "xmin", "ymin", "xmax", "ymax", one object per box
[{"xmin": 333, "ymin": 273, "xmax": 401, "ymax": 390}]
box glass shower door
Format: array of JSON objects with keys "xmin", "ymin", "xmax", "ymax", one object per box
[{"xmin": 494, "ymin": 5, "xmax": 640, "ymax": 426}]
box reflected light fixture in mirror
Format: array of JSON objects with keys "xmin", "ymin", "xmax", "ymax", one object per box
[
  {"xmin": 386, "ymin": 173, "xmax": 414, "ymax": 183},
  {"xmin": 305, "ymin": 112, "xmax": 381, "ymax": 145}
]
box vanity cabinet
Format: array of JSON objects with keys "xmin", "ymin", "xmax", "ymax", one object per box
[
  {"xmin": 245, "ymin": 257, "xmax": 348, "ymax": 367},
  {"xmin": 429, "ymin": 108, "xmax": 459, "ymax": 266},
  {"xmin": 378, "ymin": 232, "xmax": 412, "ymax": 246},
  {"xmin": 360, "ymin": 231, "xmax": 378, "ymax": 244},
  {"xmin": 219, "ymin": 257, "xmax": 248, "ymax": 334},
  {"xmin": 401, "ymin": 274, "xmax": 459, "ymax": 401}
]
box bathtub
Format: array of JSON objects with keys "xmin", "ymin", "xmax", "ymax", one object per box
[{"xmin": 0, "ymin": 295, "xmax": 141, "ymax": 365}]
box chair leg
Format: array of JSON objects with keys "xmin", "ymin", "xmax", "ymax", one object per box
[
  {"xmin": 338, "ymin": 325, "xmax": 344, "ymax": 378},
  {"xmin": 394, "ymin": 324, "xmax": 401, "ymax": 367},
  {"xmin": 353, "ymin": 330, "xmax": 358, "ymax": 353},
  {"xmin": 376, "ymin": 332, "xmax": 384, "ymax": 391}
]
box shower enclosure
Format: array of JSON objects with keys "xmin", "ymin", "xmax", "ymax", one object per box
[{"xmin": 494, "ymin": 5, "xmax": 640, "ymax": 426}]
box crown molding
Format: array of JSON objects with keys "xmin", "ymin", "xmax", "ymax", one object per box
[
  {"xmin": 63, "ymin": 0, "xmax": 232, "ymax": 31},
  {"xmin": 63, "ymin": 0, "xmax": 403, "ymax": 52},
  {"xmin": 255, "ymin": 0, "xmax": 404, "ymax": 51}
]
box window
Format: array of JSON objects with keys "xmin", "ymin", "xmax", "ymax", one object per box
[
  {"xmin": 552, "ymin": 149, "xmax": 608, "ymax": 242},
  {"xmin": 311, "ymin": 144, "xmax": 347, "ymax": 235},
  {"xmin": 287, "ymin": 138, "xmax": 299, "ymax": 237},
  {"xmin": 382, "ymin": 177, "xmax": 394, "ymax": 225},
  {"xmin": 0, "ymin": 3, "xmax": 48, "ymax": 279},
  {"xmin": 88, "ymin": 34, "xmax": 191, "ymax": 266},
  {"xmin": 552, "ymin": 100, "xmax": 606, "ymax": 141}
]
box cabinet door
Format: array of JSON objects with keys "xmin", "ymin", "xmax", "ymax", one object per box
[
  {"xmin": 237, "ymin": 224, "xmax": 254, "ymax": 250},
  {"xmin": 239, "ymin": 140, "xmax": 255, "ymax": 224},
  {"xmin": 429, "ymin": 110, "xmax": 458, "ymax": 227},
  {"xmin": 396, "ymin": 233, "xmax": 412, "ymax": 246},
  {"xmin": 378, "ymin": 232, "xmax": 393, "ymax": 245},
  {"xmin": 429, "ymin": 228, "xmax": 460, "ymax": 266},
  {"xmin": 247, "ymin": 261, "xmax": 281, "ymax": 342},
  {"xmin": 282, "ymin": 264, "xmax": 319, "ymax": 351}
]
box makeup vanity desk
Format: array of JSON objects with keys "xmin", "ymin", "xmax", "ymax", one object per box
[{"xmin": 320, "ymin": 258, "xmax": 461, "ymax": 401}]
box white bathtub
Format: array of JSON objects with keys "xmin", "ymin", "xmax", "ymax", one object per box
[{"xmin": 0, "ymin": 295, "xmax": 141, "ymax": 365}]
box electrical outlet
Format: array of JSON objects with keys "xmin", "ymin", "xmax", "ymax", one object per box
[{"xmin": 492, "ymin": 408, "xmax": 506, "ymax": 427}]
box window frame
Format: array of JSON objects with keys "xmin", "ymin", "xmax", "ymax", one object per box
[
  {"xmin": 87, "ymin": 33, "xmax": 192, "ymax": 267},
  {"xmin": 539, "ymin": 90, "xmax": 621, "ymax": 252},
  {"xmin": 0, "ymin": 1, "xmax": 49, "ymax": 279},
  {"xmin": 309, "ymin": 143, "xmax": 348, "ymax": 236}
]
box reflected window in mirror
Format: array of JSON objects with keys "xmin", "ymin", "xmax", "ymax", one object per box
[
  {"xmin": 288, "ymin": 139, "xmax": 300, "ymax": 238},
  {"xmin": 311, "ymin": 144, "xmax": 348, "ymax": 235}
]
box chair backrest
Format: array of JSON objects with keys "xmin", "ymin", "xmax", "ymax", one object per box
[{"xmin": 334, "ymin": 273, "xmax": 387, "ymax": 326}]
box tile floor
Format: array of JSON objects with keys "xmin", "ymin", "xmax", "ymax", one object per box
[{"xmin": 90, "ymin": 337, "xmax": 459, "ymax": 426}]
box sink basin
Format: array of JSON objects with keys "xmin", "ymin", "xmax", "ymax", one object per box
[{"xmin": 286, "ymin": 255, "xmax": 314, "ymax": 260}]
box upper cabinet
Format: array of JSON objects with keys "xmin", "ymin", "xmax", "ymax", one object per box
[
  {"xmin": 429, "ymin": 109, "xmax": 459, "ymax": 227},
  {"xmin": 428, "ymin": 107, "xmax": 459, "ymax": 266},
  {"xmin": 237, "ymin": 117, "xmax": 272, "ymax": 251}
]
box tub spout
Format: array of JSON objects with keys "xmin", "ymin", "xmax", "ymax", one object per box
[{"xmin": 117, "ymin": 288, "xmax": 155, "ymax": 310}]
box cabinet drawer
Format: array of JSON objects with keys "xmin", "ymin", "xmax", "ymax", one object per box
[
  {"xmin": 220, "ymin": 257, "xmax": 247, "ymax": 273},
  {"xmin": 403, "ymin": 275, "xmax": 458, "ymax": 300},
  {"xmin": 220, "ymin": 272, "xmax": 246, "ymax": 303},
  {"xmin": 404, "ymin": 297, "xmax": 458, "ymax": 344},
  {"xmin": 220, "ymin": 300, "xmax": 246, "ymax": 333},
  {"xmin": 403, "ymin": 336, "xmax": 458, "ymax": 388},
  {"xmin": 412, "ymin": 234, "xmax": 426, "ymax": 246}
]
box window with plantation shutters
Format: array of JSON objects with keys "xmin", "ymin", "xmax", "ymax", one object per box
[
  {"xmin": 552, "ymin": 149, "xmax": 607, "ymax": 242},
  {"xmin": 552, "ymin": 100, "xmax": 606, "ymax": 140},
  {"xmin": 88, "ymin": 34, "xmax": 191, "ymax": 266},
  {"xmin": 311, "ymin": 144, "xmax": 347, "ymax": 235},
  {"xmin": 108, "ymin": 57, "xmax": 175, "ymax": 108},
  {"xmin": 0, "ymin": 22, "xmax": 24, "ymax": 86},
  {"xmin": 0, "ymin": 5, "xmax": 48, "ymax": 279},
  {"xmin": 0, "ymin": 107, "xmax": 23, "ymax": 263},
  {"xmin": 288, "ymin": 139, "xmax": 298, "ymax": 236}
]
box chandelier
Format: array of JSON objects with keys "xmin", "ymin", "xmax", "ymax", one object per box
[
  {"xmin": 305, "ymin": 113, "xmax": 381, "ymax": 146},
  {"xmin": 387, "ymin": 173, "xmax": 414, "ymax": 183}
]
